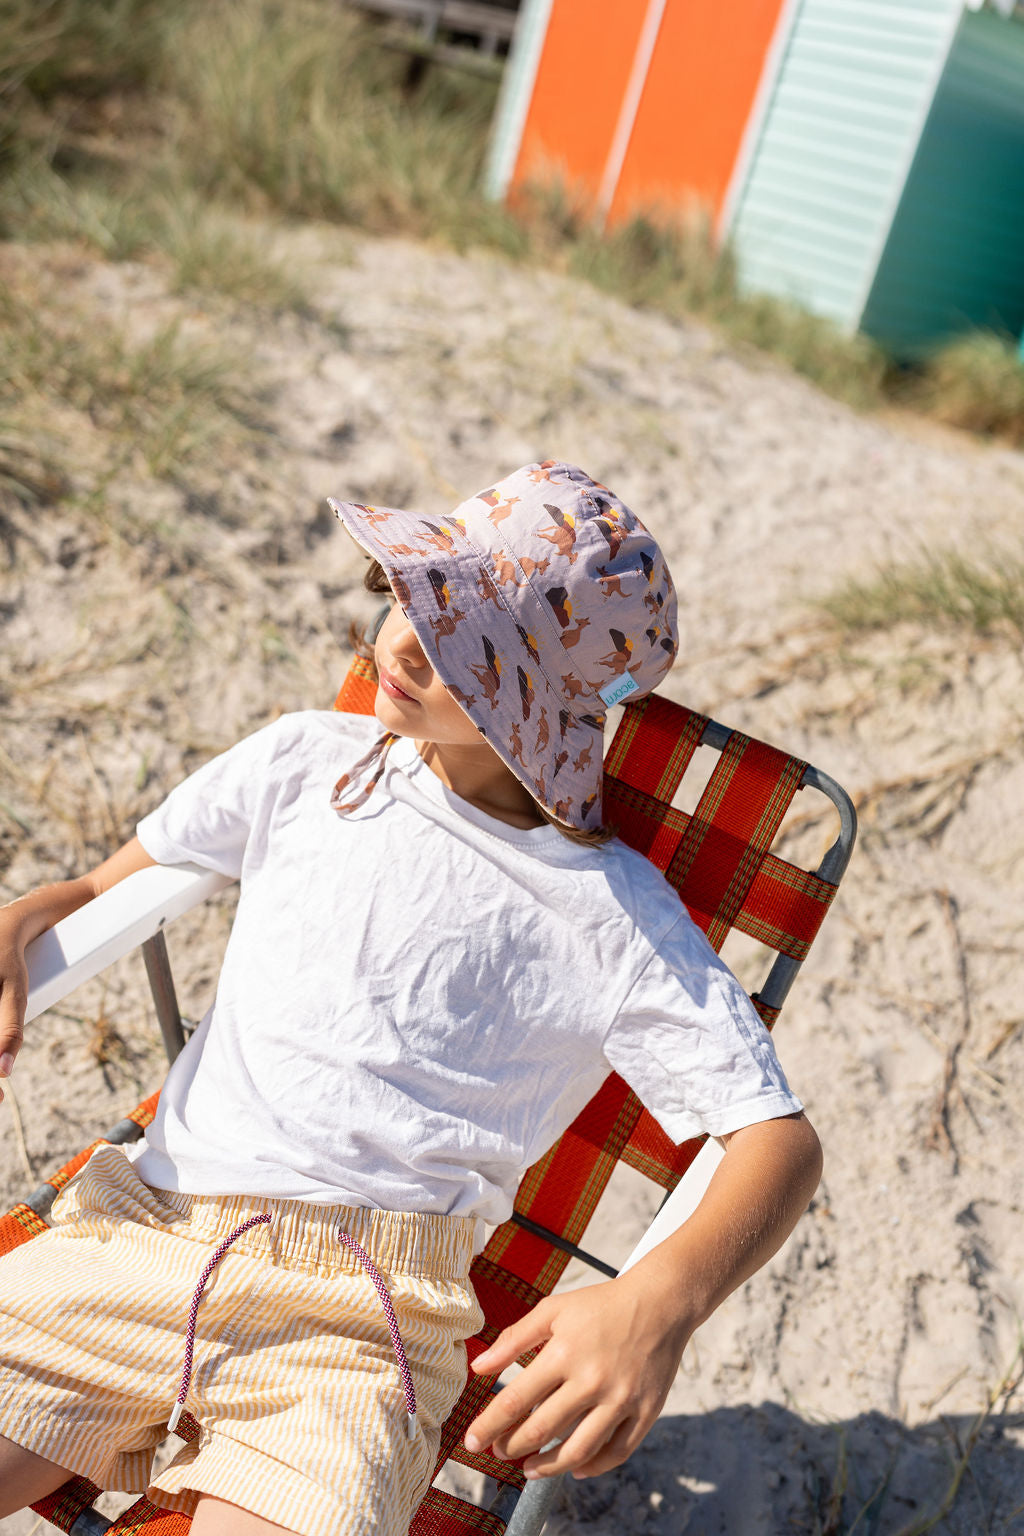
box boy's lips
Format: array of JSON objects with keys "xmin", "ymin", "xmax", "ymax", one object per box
[{"xmin": 379, "ymin": 665, "xmax": 417, "ymax": 703}]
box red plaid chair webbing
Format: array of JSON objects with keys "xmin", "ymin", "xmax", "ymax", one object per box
[
  {"xmin": 11, "ymin": 661, "xmax": 840, "ymax": 1536},
  {"xmin": 28, "ymin": 1477, "xmax": 102, "ymax": 1533},
  {"xmin": 31, "ymin": 1481, "xmax": 194, "ymax": 1536},
  {"xmin": 0, "ymin": 1094, "xmax": 159, "ymax": 1259}
]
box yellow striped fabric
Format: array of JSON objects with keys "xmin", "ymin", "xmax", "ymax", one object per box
[{"xmin": 0, "ymin": 1145, "xmax": 482, "ymax": 1536}]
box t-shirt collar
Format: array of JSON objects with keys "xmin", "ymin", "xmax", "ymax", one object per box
[{"xmin": 386, "ymin": 734, "xmax": 562, "ymax": 846}]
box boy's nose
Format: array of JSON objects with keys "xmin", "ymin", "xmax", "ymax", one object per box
[{"xmin": 388, "ymin": 614, "xmax": 432, "ymax": 669}]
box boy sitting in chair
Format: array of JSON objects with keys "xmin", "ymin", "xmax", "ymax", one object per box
[{"xmin": 0, "ymin": 463, "xmax": 821, "ymax": 1536}]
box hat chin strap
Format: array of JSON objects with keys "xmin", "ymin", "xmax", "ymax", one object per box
[{"xmin": 331, "ymin": 731, "xmax": 399, "ymax": 816}]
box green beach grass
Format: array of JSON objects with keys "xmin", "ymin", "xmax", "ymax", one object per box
[
  {"xmin": 820, "ymin": 545, "xmax": 1024, "ymax": 644},
  {"xmin": 0, "ymin": 277, "xmax": 260, "ymax": 477}
]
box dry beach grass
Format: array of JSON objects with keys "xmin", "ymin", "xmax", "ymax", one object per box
[
  {"xmin": 1, "ymin": 220, "xmax": 1024, "ymax": 1533},
  {"xmin": 4, "ymin": 0, "xmax": 1024, "ymax": 443}
]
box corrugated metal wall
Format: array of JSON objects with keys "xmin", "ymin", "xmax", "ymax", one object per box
[
  {"xmin": 860, "ymin": 8, "xmax": 1024, "ymax": 355},
  {"xmin": 726, "ymin": 0, "xmax": 962, "ymax": 330}
]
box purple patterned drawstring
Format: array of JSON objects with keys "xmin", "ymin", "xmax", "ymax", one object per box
[
  {"xmin": 331, "ymin": 731, "xmax": 399, "ymax": 817},
  {"xmin": 337, "ymin": 1228, "xmax": 419, "ymax": 1441},
  {"xmin": 167, "ymin": 1213, "xmax": 272, "ymax": 1434},
  {"xmin": 166, "ymin": 1213, "xmax": 419, "ymax": 1443}
]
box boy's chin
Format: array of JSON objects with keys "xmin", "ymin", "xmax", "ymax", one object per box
[{"xmin": 373, "ymin": 693, "xmax": 417, "ymax": 735}]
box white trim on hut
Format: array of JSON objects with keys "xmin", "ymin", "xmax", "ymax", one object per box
[{"xmin": 483, "ymin": 0, "xmax": 555, "ymax": 201}]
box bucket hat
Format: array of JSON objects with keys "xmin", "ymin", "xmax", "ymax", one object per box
[{"xmin": 328, "ymin": 460, "xmax": 678, "ymax": 831}]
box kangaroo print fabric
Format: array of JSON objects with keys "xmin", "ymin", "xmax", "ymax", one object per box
[{"xmin": 329, "ymin": 460, "xmax": 678, "ymax": 830}]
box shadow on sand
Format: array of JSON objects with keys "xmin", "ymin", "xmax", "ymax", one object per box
[{"xmin": 545, "ymin": 1401, "xmax": 1024, "ymax": 1536}]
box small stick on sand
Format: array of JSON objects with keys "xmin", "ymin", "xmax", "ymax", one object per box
[
  {"xmin": 3, "ymin": 1077, "xmax": 36, "ymax": 1185},
  {"xmin": 926, "ymin": 890, "xmax": 973, "ymax": 1174}
]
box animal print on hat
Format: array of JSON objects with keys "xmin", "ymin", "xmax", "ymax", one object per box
[{"xmin": 329, "ymin": 461, "xmax": 678, "ymax": 831}]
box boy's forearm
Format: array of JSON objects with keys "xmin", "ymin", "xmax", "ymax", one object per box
[
  {"xmin": 4, "ymin": 841, "xmax": 158, "ymax": 921},
  {"xmin": 622, "ymin": 1112, "xmax": 823, "ymax": 1332},
  {"xmin": 1, "ymin": 833, "xmax": 158, "ymax": 944},
  {"xmin": 1, "ymin": 875, "xmax": 100, "ymax": 946}
]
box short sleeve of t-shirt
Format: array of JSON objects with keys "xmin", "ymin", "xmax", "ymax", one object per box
[
  {"xmin": 135, "ymin": 717, "xmax": 287, "ymax": 878},
  {"xmin": 603, "ymin": 912, "xmax": 803, "ymax": 1144}
]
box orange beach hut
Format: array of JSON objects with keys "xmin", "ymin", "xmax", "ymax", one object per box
[
  {"xmin": 485, "ymin": 0, "xmax": 794, "ymax": 231},
  {"xmin": 487, "ymin": 0, "xmax": 1024, "ymax": 356}
]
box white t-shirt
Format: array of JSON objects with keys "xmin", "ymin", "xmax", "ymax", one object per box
[{"xmin": 132, "ymin": 711, "xmax": 802, "ymax": 1224}]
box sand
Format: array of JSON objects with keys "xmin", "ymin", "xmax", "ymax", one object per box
[{"xmin": 2, "ymin": 226, "xmax": 1023, "ymax": 1534}]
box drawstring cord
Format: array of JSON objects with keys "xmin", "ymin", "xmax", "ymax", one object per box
[
  {"xmin": 168, "ymin": 1214, "xmax": 272, "ymax": 1433},
  {"xmin": 167, "ymin": 1214, "xmax": 418, "ymax": 1442},
  {"xmin": 336, "ymin": 1228, "xmax": 418, "ymax": 1440},
  {"xmin": 331, "ymin": 731, "xmax": 399, "ymax": 817}
]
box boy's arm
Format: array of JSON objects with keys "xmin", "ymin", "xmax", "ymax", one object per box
[
  {"xmin": 464, "ymin": 1110, "xmax": 822, "ymax": 1480},
  {"xmin": 0, "ymin": 836, "xmax": 157, "ymax": 1100}
]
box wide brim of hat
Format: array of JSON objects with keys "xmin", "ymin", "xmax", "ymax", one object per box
[{"xmin": 328, "ymin": 495, "xmax": 606, "ymax": 832}]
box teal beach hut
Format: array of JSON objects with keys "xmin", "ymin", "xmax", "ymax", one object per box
[{"xmin": 722, "ymin": 0, "xmax": 1024, "ymax": 357}]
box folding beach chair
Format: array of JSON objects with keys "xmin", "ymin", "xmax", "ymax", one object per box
[{"xmin": 3, "ymin": 645, "xmax": 856, "ymax": 1536}]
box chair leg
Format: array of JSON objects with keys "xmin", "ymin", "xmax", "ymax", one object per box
[
  {"xmin": 503, "ymin": 1473, "xmax": 565, "ymax": 1536},
  {"xmin": 141, "ymin": 931, "xmax": 186, "ymax": 1062},
  {"xmin": 68, "ymin": 1512, "xmax": 112, "ymax": 1535}
]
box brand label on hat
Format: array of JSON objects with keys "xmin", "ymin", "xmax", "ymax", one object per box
[{"xmin": 598, "ymin": 672, "xmax": 641, "ymax": 709}]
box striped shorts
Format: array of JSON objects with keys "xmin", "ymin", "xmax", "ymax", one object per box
[{"xmin": 0, "ymin": 1145, "xmax": 483, "ymax": 1536}]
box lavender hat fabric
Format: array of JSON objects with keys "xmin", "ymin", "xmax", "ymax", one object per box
[{"xmin": 328, "ymin": 460, "xmax": 678, "ymax": 831}]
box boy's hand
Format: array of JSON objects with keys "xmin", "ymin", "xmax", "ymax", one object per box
[
  {"xmin": 463, "ymin": 1270, "xmax": 691, "ymax": 1480},
  {"xmin": 0, "ymin": 837, "xmax": 158, "ymax": 1103},
  {"xmin": 463, "ymin": 1114, "xmax": 823, "ymax": 1481}
]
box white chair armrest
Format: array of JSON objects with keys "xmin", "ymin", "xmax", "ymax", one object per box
[
  {"xmin": 24, "ymin": 864, "xmax": 234, "ymax": 1025},
  {"xmin": 618, "ymin": 1138, "xmax": 726, "ymax": 1274}
]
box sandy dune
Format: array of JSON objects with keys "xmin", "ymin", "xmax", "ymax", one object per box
[{"xmin": 2, "ymin": 228, "xmax": 1023, "ymax": 1533}]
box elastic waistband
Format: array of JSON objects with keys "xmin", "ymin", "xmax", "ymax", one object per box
[{"xmin": 152, "ymin": 1183, "xmax": 477, "ymax": 1280}]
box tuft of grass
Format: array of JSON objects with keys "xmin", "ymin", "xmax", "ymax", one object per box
[
  {"xmin": 0, "ymin": 418, "xmax": 69, "ymax": 507},
  {"xmin": 902, "ymin": 332, "xmax": 1024, "ymax": 444},
  {"xmin": 127, "ymin": 333, "xmax": 254, "ymax": 476},
  {"xmin": 164, "ymin": 0, "xmax": 502, "ymax": 238},
  {"xmin": 819, "ymin": 546, "xmax": 1024, "ymax": 642},
  {"xmin": 160, "ymin": 193, "xmax": 312, "ymax": 311},
  {"xmin": 0, "ymin": 281, "xmax": 262, "ymax": 476},
  {"xmin": 513, "ymin": 191, "xmax": 889, "ymax": 411},
  {"xmin": 719, "ymin": 288, "xmax": 889, "ymax": 409},
  {"xmin": 0, "ymin": 160, "xmax": 312, "ymax": 311},
  {"xmin": 0, "ymin": 0, "xmax": 168, "ymax": 101},
  {"xmin": 568, "ymin": 208, "xmax": 736, "ymax": 314},
  {"xmin": 0, "ymin": 0, "xmax": 171, "ymax": 164},
  {"xmin": 0, "ymin": 158, "xmax": 155, "ymax": 258}
]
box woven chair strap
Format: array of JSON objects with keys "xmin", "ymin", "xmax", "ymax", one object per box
[
  {"xmin": 410, "ymin": 1486, "xmax": 509, "ymax": 1536},
  {"xmin": 30, "ymin": 1476, "xmax": 103, "ymax": 1533},
  {"xmin": 0, "ymin": 1201, "xmax": 49, "ymax": 1255},
  {"xmin": 106, "ymin": 1499, "xmax": 194, "ymax": 1535}
]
